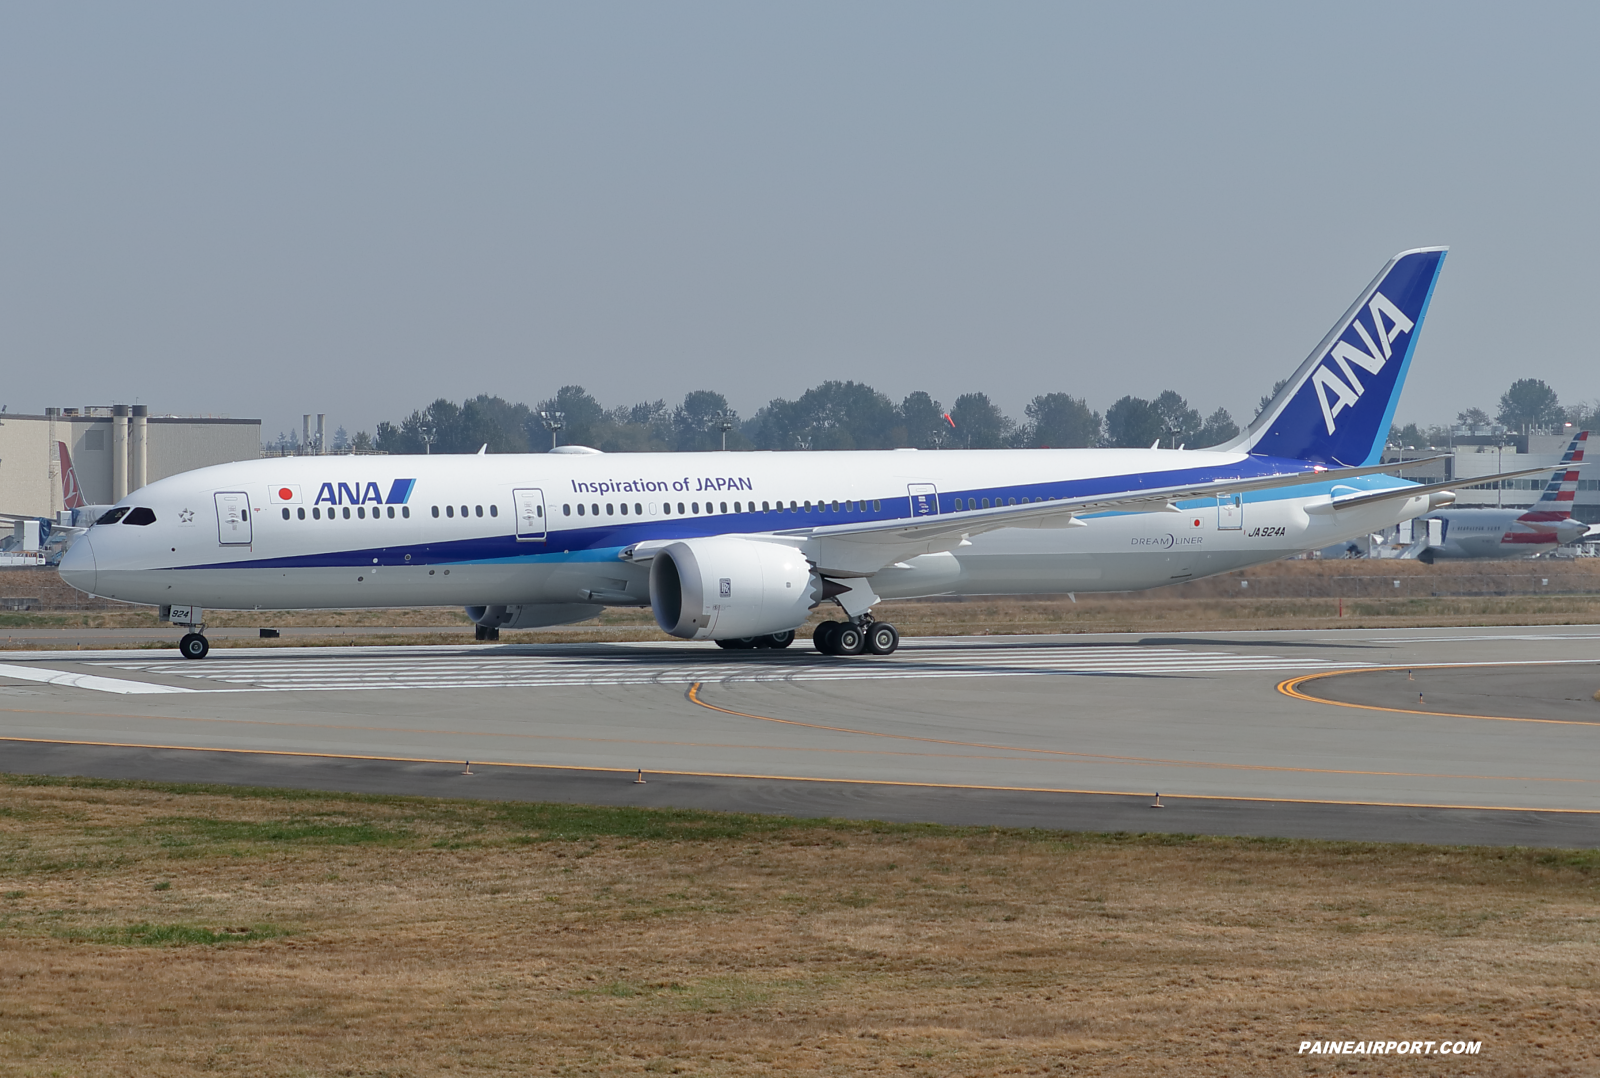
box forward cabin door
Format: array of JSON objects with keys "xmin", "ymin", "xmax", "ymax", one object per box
[
  {"xmin": 215, "ymin": 492, "xmax": 252, "ymax": 545},
  {"xmin": 907, "ymin": 483, "xmax": 939, "ymax": 517},
  {"xmin": 513, "ymin": 488, "xmax": 547, "ymax": 541}
]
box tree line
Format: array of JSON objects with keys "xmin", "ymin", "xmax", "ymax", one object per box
[
  {"xmin": 265, "ymin": 375, "xmax": 1595, "ymax": 455},
  {"xmin": 326, "ymin": 382, "xmax": 1244, "ymax": 455},
  {"xmin": 1390, "ymin": 378, "xmax": 1600, "ymax": 449}
]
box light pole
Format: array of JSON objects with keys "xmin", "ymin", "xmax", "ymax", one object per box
[
  {"xmin": 540, "ymin": 411, "xmax": 565, "ymax": 451},
  {"xmin": 419, "ymin": 423, "xmax": 435, "ymax": 455},
  {"xmin": 718, "ymin": 413, "xmax": 735, "ymax": 451}
]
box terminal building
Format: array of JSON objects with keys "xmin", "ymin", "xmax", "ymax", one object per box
[{"xmin": 0, "ymin": 405, "xmax": 261, "ymax": 519}]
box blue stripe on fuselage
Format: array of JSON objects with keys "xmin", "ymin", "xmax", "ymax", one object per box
[{"xmin": 168, "ymin": 457, "xmax": 1419, "ymax": 572}]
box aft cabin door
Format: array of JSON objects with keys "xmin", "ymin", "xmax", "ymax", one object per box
[
  {"xmin": 513, "ymin": 488, "xmax": 547, "ymax": 541},
  {"xmin": 908, "ymin": 483, "xmax": 939, "ymax": 517},
  {"xmin": 1217, "ymin": 493, "xmax": 1243, "ymax": 530},
  {"xmin": 215, "ymin": 492, "xmax": 252, "ymax": 545}
]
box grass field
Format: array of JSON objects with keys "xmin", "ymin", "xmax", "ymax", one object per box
[{"xmin": 1, "ymin": 776, "xmax": 1596, "ymax": 1076}]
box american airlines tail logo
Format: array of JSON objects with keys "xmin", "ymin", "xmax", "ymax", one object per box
[{"xmin": 1311, "ymin": 292, "xmax": 1415, "ymax": 435}]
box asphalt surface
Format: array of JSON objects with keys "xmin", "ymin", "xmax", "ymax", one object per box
[{"xmin": 1, "ymin": 626, "xmax": 1597, "ymax": 847}]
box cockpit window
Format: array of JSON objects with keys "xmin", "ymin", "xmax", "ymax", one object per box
[
  {"xmin": 123, "ymin": 507, "xmax": 157, "ymax": 526},
  {"xmin": 96, "ymin": 507, "xmax": 130, "ymax": 525}
]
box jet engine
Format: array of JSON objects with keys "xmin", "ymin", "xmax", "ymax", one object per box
[
  {"xmin": 648, "ymin": 537, "xmax": 816, "ymax": 640},
  {"xmin": 465, "ymin": 603, "xmax": 604, "ymax": 630}
]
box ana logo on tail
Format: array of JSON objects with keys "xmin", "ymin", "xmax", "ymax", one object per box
[
  {"xmin": 57, "ymin": 442, "xmax": 85, "ymax": 509},
  {"xmin": 1312, "ymin": 292, "xmax": 1415, "ymax": 434}
]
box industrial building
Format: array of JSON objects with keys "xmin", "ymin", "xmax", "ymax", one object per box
[{"xmin": 0, "ymin": 406, "xmax": 261, "ymax": 519}]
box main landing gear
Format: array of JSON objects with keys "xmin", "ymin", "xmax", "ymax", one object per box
[
  {"xmin": 714, "ymin": 630, "xmax": 797, "ymax": 651},
  {"xmin": 179, "ymin": 633, "xmax": 210, "ymax": 660},
  {"xmin": 475, "ymin": 625, "xmax": 501, "ymax": 642},
  {"xmin": 812, "ymin": 617, "xmax": 899, "ymax": 656}
]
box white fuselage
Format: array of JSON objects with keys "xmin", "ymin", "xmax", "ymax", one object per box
[{"xmin": 61, "ymin": 448, "xmax": 1433, "ymax": 615}]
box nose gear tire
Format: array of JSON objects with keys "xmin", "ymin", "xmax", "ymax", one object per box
[{"xmin": 179, "ymin": 633, "xmax": 210, "ymax": 660}]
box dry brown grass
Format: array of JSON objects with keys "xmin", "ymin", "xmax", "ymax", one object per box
[{"xmin": 2, "ymin": 777, "xmax": 1596, "ymax": 1076}]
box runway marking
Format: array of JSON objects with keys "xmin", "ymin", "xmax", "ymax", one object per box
[
  {"xmin": 683, "ymin": 683, "xmax": 1592, "ymax": 786},
  {"xmin": 5, "ymin": 735, "xmax": 1599, "ymax": 816},
  {"xmin": 76, "ymin": 644, "xmax": 1375, "ymax": 693},
  {"xmin": 1280, "ymin": 662, "xmax": 1600, "ymax": 727},
  {"xmin": 0, "ymin": 663, "xmax": 198, "ymax": 695}
]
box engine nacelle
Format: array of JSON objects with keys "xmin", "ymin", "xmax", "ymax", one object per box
[
  {"xmin": 465, "ymin": 603, "xmax": 604, "ymax": 629},
  {"xmin": 649, "ymin": 537, "xmax": 815, "ymax": 640}
]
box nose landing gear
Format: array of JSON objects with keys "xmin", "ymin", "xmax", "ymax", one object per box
[{"xmin": 179, "ymin": 633, "xmax": 210, "ymax": 660}]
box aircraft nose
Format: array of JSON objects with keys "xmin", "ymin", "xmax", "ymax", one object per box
[{"xmin": 58, "ymin": 531, "xmax": 97, "ymax": 596}]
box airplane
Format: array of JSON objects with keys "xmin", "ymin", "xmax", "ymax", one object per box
[
  {"xmin": 1407, "ymin": 429, "xmax": 1592, "ymax": 561},
  {"xmin": 59, "ymin": 246, "xmax": 1549, "ymax": 660}
]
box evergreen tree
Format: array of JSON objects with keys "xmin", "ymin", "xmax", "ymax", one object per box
[{"xmin": 1022, "ymin": 393, "xmax": 1100, "ymax": 448}]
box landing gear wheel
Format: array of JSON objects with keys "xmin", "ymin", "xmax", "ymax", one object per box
[
  {"xmin": 812, "ymin": 621, "xmax": 841, "ymax": 655},
  {"xmin": 715, "ymin": 637, "xmax": 759, "ymax": 650},
  {"xmin": 757, "ymin": 629, "xmax": 796, "ymax": 649},
  {"xmin": 866, "ymin": 622, "xmax": 899, "ymax": 655},
  {"xmin": 834, "ymin": 624, "xmax": 866, "ymax": 655},
  {"xmin": 179, "ymin": 633, "xmax": 209, "ymax": 660}
]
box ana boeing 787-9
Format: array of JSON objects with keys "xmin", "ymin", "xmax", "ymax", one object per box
[{"xmin": 61, "ymin": 246, "xmax": 1543, "ymax": 659}]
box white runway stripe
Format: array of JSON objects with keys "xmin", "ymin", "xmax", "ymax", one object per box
[{"xmin": 84, "ymin": 645, "xmax": 1372, "ymax": 692}]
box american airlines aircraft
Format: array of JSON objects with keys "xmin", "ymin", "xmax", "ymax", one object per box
[
  {"xmin": 1410, "ymin": 429, "xmax": 1592, "ymax": 561},
  {"xmin": 60, "ymin": 246, "xmax": 1539, "ymax": 660}
]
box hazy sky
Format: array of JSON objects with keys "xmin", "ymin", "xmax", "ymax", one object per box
[{"xmin": 3, "ymin": 3, "xmax": 1597, "ymax": 440}]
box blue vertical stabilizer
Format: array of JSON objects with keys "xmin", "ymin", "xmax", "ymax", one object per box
[{"xmin": 1230, "ymin": 247, "xmax": 1447, "ymax": 466}]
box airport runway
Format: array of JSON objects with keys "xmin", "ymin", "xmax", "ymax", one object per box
[{"xmin": 2, "ymin": 626, "xmax": 1597, "ymax": 846}]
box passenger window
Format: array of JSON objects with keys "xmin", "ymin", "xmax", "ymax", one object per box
[
  {"xmin": 692, "ymin": 502, "xmax": 700, "ymax": 514},
  {"xmin": 387, "ymin": 506, "xmax": 395, "ymax": 518},
  {"xmin": 122, "ymin": 507, "xmax": 157, "ymax": 526},
  {"xmin": 535, "ymin": 506, "xmax": 542, "ymax": 517},
  {"xmin": 96, "ymin": 507, "xmax": 130, "ymax": 525},
  {"xmin": 447, "ymin": 505, "xmax": 456, "ymax": 517},
  {"xmin": 431, "ymin": 506, "xmax": 439, "ymax": 518},
  {"xmin": 298, "ymin": 507, "xmax": 306, "ymax": 520},
  {"xmin": 402, "ymin": 506, "xmax": 411, "ymax": 518},
  {"xmin": 791, "ymin": 501, "xmax": 798, "ymax": 511},
  {"xmin": 663, "ymin": 503, "xmax": 672, "ymax": 515},
  {"xmin": 591, "ymin": 504, "xmax": 599, "ymax": 516},
  {"xmin": 281, "ymin": 508, "xmax": 290, "ymax": 520},
  {"xmin": 606, "ymin": 504, "xmax": 614, "ymax": 516},
  {"xmin": 873, "ymin": 500, "xmax": 881, "ymax": 511},
  {"xmin": 981, "ymin": 498, "xmax": 990, "ymax": 508},
  {"xmin": 720, "ymin": 502, "xmax": 727, "ymax": 513},
  {"xmin": 343, "ymin": 507, "xmax": 351, "ymax": 519},
  {"xmin": 575, "ymin": 504, "xmax": 584, "ymax": 516},
  {"xmin": 489, "ymin": 505, "xmax": 498, "ymax": 517},
  {"xmin": 1008, "ymin": 497, "xmax": 1016, "ymax": 505},
  {"xmin": 762, "ymin": 501, "xmax": 770, "ymax": 512},
  {"xmin": 358, "ymin": 506, "xmax": 366, "ymax": 519},
  {"xmin": 462, "ymin": 505, "xmax": 470, "ymax": 517},
  {"xmin": 831, "ymin": 500, "xmax": 839, "ymax": 512},
  {"xmin": 313, "ymin": 507, "xmax": 321, "ymax": 520},
  {"xmin": 804, "ymin": 501, "xmax": 812, "ymax": 511},
  {"xmin": 475, "ymin": 505, "xmax": 483, "ymax": 517},
  {"xmin": 563, "ymin": 504, "xmax": 571, "ymax": 515},
  {"xmin": 678, "ymin": 502, "xmax": 685, "ymax": 514},
  {"xmin": 634, "ymin": 503, "xmax": 642, "ymax": 515},
  {"xmin": 619, "ymin": 503, "xmax": 628, "ymax": 515}
]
